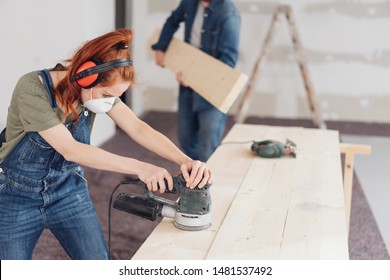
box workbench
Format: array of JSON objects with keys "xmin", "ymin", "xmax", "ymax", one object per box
[{"xmin": 132, "ymin": 124, "xmax": 349, "ymax": 260}]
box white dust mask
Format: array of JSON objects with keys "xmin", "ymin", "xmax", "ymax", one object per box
[{"xmin": 83, "ymin": 88, "xmax": 115, "ymax": 114}]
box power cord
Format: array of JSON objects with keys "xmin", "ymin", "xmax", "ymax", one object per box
[
  {"xmin": 220, "ymin": 139, "xmax": 297, "ymax": 158},
  {"xmin": 219, "ymin": 140, "xmax": 255, "ymax": 145}
]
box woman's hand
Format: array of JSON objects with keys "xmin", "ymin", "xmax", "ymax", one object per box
[
  {"xmin": 137, "ymin": 162, "xmax": 173, "ymax": 193},
  {"xmin": 180, "ymin": 160, "xmax": 213, "ymax": 189}
]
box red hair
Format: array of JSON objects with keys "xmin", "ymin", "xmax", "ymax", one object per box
[{"xmin": 55, "ymin": 29, "xmax": 135, "ymax": 121}]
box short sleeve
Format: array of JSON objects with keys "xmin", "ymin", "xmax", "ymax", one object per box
[{"xmin": 16, "ymin": 76, "xmax": 62, "ymax": 132}]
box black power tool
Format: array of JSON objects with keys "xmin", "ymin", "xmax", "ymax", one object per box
[{"xmin": 113, "ymin": 174, "xmax": 212, "ymax": 231}]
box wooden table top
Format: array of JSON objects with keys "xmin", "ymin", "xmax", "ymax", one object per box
[{"xmin": 132, "ymin": 124, "xmax": 349, "ymax": 260}]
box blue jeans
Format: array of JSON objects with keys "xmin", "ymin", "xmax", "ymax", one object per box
[
  {"xmin": 0, "ymin": 167, "xmax": 107, "ymax": 260},
  {"xmin": 178, "ymin": 87, "xmax": 227, "ymax": 162}
]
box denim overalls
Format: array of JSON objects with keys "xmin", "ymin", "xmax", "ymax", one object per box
[{"xmin": 0, "ymin": 70, "xmax": 108, "ymax": 260}]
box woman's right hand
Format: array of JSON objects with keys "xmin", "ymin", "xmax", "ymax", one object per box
[{"xmin": 137, "ymin": 162, "xmax": 173, "ymax": 193}]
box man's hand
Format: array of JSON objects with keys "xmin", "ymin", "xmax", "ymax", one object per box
[
  {"xmin": 155, "ymin": 50, "xmax": 165, "ymax": 67},
  {"xmin": 176, "ymin": 71, "xmax": 188, "ymax": 87}
]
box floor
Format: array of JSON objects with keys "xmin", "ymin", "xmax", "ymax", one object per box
[{"xmin": 342, "ymin": 134, "xmax": 390, "ymax": 255}]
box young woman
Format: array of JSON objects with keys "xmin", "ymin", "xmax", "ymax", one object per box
[{"xmin": 0, "ymin": 29, "xmax": 213, "ymax": 260}]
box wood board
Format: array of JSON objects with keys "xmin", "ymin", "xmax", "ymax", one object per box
[
  {"xmin": 132, "ymin": 124, "xmax": 349, "ymax": 260},
  {"xmin": 149, "ymin": 30, "xmax": 248, "ymax": 113}
]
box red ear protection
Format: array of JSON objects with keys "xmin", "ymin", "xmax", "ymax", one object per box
[
  {"xmin": 74, "ymin": 60, "xmax": 101, "ymax": 88},
  {"xmin": 71, "ymin": 57, "xmax": 133, "ymax": 89}
]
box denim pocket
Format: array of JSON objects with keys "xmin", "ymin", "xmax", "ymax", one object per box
[
  {"xmin": 73, "ymin": 167, "xmax": 87, "ymax": 185},
  {"xmin": 18, "ymin": 137, "xmax": 54, "ymax": 168}
]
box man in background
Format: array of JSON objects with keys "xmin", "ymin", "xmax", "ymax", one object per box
[{"xmin": 152, "ymin": 0, "xmax": 241, "ymax": 162}]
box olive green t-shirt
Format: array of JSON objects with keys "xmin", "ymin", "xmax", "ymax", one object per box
[{"xmin": 0, "ymin": 71, "xmax": 120, "ymax": 161}]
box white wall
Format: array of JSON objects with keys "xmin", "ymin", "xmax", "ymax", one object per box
[
  {"xmin": 0, "ymin": 0, "xmax": 116, "ymax": 146},
  {"xmin": 2, "ymin": 0, "xmax": 389, "ymax": 127},
  {"xmin": 130, "ymin": 0, "xmax": 390, "ymax": 123}
]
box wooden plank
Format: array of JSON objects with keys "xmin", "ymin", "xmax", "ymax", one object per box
[
  {"xmin": 205, "ymin": 125, "xmax": 348, "ymax": 259},
  {"xmin": 278, "ymin": 128, "xmax": 347, "ymax": 259},
  {"xmin": 343, "ymin": 152, "xmax": 355, "ymax": 234},
  {"xmin": 132, "ymin": 126, "xmax": 255, "ymax": 259},
  {"xmin": 339, "ymin": 143, "xmax": 372, "ymax": 233},
  {"xmin": 340, "ymin": 143, "xmax": 372, "ymax": 155},
  {"xmin": 132, "ymin": 125, "xmax": 348, "ymax": 259},
  {"xmin": 206, "ymin": 158, "xmax": 296, "ymax": 259},
  {"xmin": 149, "ymin": 30, "xmax": 249, "ymax": 113}
]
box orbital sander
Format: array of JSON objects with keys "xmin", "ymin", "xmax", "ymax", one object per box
[{"xmin": 113, "ymin": 174, "xmax": 212, "ymax": 231}]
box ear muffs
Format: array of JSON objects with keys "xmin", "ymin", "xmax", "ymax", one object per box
[
  {"xmin": 70, "ymin": 57, "xmax": 133, "ymax": 89},
  {"xmin": 73, "ymin": 59, "xmax": 101, "ymax": 88}
]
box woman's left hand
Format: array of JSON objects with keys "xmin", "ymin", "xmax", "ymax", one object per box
[{"xmin": 180, "ymin": 160, "xmax": 213, "ymax": 189}]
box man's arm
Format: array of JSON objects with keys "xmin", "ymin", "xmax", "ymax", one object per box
[{"xmin": 151, "ymin": 1, "xmax": 186, "ymax": 52}]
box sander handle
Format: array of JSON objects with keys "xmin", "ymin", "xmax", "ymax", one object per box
[
  {"xmin": 113, "ymin": 193, "xmax": 162, "ymax": 221},
  {"xmin": 143, "ymin": 174, "xmax": 185, "ymax": 208},
  {"xmin": 113, "ymin": 175, "xmax": 184, "ymax": 220}
]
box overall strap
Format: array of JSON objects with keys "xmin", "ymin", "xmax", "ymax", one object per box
[
  {"xmin": 0, "ymin": 127, "xmax": 6, "ymax": 146},
  {"xmin": 38, "ymin": 69, "xmax": 57, "ymax": 108}
]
